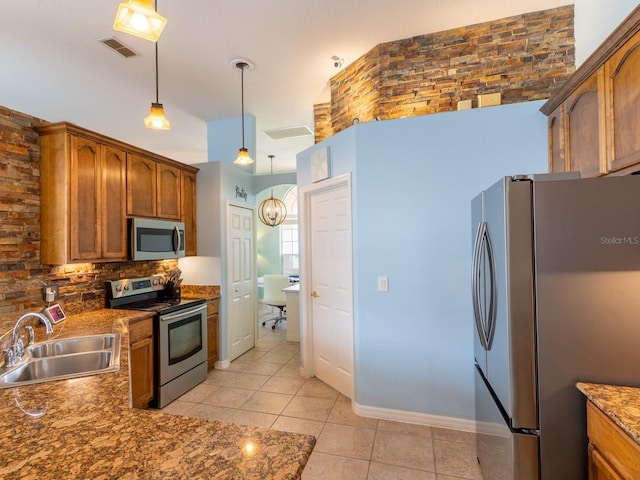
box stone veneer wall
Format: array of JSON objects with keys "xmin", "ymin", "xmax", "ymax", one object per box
[
  {"xmin": 315, "ymin": 5, "xmax": 575, "ymax": 142},
  {"xmin": 0, "ymin": 106, "xmax": 179, "ymax": 317}
]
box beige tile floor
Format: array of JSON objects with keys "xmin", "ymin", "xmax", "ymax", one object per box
[{"xmin": 160, "ymin": 322, "xmax": 483, "ymax": 480}]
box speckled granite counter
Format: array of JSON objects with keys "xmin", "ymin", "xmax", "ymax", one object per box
[
  {"xmin": 0, "ymin": 309, "xmax": 314, "ymax": 479},
  {"xmin": 181, "ymin": 284, "xmax": 220, "ymax": 301},
  {"xmin": 577, "ymin": 382, "xmax": 640, "ymax": 446}
]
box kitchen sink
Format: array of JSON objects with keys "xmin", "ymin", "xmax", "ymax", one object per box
[
  {"xmin": 29, "ymin": 334, "xmax": 117, "ymax": 358},
  {"xmin": 0, "ymin": 334, "xmax": 120, "ymax": 388}
]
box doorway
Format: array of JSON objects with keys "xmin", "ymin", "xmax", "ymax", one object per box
[
  {"xmin": 256, "ymin": 185, "xmax": 298, "ymax": 337},
  {"xmin": 300, "ymin": 174, "xmax": 354, "ymax": 399}
]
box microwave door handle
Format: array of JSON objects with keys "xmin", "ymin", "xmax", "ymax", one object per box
[
  {"xmin": 173, "ymin": 225, "xmax": 180, "ymax": 255},
  {"xmin": 160, "ymin": 304, "xmax": 207, "ymax": 322}
]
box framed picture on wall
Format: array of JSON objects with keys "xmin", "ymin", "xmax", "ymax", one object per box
[{"xmin": 311, "ymin": 147, "xmax": 330, "ymax": 183}]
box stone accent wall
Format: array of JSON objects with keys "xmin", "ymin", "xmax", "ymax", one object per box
[
  {"xmin": 317, "ymin": 5, "xmax": 575, "ymax": 141},
  {"xmin": 313, "ymin": 103, "xmax": 333, "ymax": 145},
  {"xmin": 0, "ymin": 106, "xmax": 178, "ymax": 317}
]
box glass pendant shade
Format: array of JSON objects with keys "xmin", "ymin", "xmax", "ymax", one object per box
[
  {"xmin": 234, "ymin": 147, "xmax": 253, "ymax": 166},
  {"xmin": 114, "ymin": 0, "xmax": 167, "ymax": 42},
  {"xmin": 144, "ymin": 102, "xmax": 171, "ymax": 130},
  {"xmin": 258, "ymin": 193, "xmax": 287, "ymax": 227}
]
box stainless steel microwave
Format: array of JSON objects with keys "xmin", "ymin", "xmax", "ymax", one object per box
[{"xmin": 130, "ymin": 218, "xmax": 185, "ymax": 261}]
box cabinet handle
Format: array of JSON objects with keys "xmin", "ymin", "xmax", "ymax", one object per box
[{"xmin": 311, "ymin": 291, "xmax": 319, "ymax": 298}]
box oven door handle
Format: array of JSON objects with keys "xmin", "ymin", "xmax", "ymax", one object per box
[{"xmin": 160, "ymin": 304, "xmax": 207, "ymax": 322}]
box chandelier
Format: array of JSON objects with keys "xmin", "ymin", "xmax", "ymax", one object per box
[{"xmin": 258, "ymin": 155, "xmax": 287, "ymax": 227}]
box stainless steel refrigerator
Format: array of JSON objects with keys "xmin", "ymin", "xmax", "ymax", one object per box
[{"xmin": 471, "ymin": 173, "xmax": 640, "ymax": 480}]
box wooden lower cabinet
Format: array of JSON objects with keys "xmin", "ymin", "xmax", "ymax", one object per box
[
  {"xmin": 586, "ymin": 400, "xmax": 640, "ymax": 480},
  {"xmin": 207, "ymin": 299, "xmax": 219, "ymax": 370},
  {"xmin": 128, "ymin": 317, "xmax": 154, "ymax": 409}
]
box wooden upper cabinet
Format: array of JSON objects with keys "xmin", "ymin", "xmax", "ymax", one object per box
[
  {"xmin": 39, "ymin": 122, "xmax": 198, "ymax": 263},
  {"xmin": 102, "ymin": 146, "xmax": 128, "ymax": 260},
  {"xmin": 70, "ymin": 136, "xmax": 101, "ymax": 260},
  {"xmin": 606, "ymin": 30, "xmax": 640, "ymax": 173},
  {"xmin": 547, "ymin": 104, "xmax": 565, "ymax": 173},
  {"xmin": 127, "ymin": 154, "xmax": 157, "ymax": 217},
  {"xmin": 564, "ymin": 69, "xmax": 605, "ymax": 178},
  {"xmin": 39, "ymin": 124, "xmax": 128, "ymax": 264},
  {"xmin": 541, "ymin": 5, "xmax": 640, "ymax": 176},
  {"xmin": 157, "ymin": 163, "xmax": 181, "ymax": 220},
  {"xmin": 181, "ymin": 170, "xmax": 197, "ymax": 256}
]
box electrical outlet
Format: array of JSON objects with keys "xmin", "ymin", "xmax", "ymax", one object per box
[{"xmin": 43, "ymin": 284, "xmax": 58, "ymax": 302}]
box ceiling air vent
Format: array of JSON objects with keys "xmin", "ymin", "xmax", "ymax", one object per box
[
  {"xmin": 264, "ymin": 125, "xmax": 313, "ymax": 140},
  {"xmin": 99, "ymin": 37, "xmax": 138, "ymax": 58}
]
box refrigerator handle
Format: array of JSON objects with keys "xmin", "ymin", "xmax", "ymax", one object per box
[
  {"xmin": 472, "ymin": 222, "xmax": 488, "ymax": 350},
  {"xmin": 472, "ymin": 221, "xmax": 497, "ymax": 350}
]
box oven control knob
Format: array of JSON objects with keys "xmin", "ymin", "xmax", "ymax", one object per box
[
  {"xmin": 124, "ymin": 284, "xmax": 130, "ymax": 290},
  {"xmin": 115, "ymin": 285, "xmax": 123, "ymax": 292},
  {"xmin": 152, "ymin": 279, "xmax": 158, "ymax": 286},
  {"xmin": 159, "ymin": 278, "xmax": 165, "ymax": 285}
]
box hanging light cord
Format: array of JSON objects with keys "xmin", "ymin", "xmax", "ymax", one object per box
[
  {"xmin": 240, "ymin": 62, "xmax": 246, "ymax": 148},
  {"xmin": 154, "ymin": 0, "xmax": 159, "ymax": 104}
]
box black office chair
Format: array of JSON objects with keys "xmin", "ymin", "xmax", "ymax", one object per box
[{"xmin": 260, "ymin": 274, "xmax": 289, "ymax": 329}]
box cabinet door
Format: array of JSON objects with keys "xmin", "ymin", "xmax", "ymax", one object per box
[
  {"xmin": 181, "ymin": 170, "xmax": 197, "ymax": 255},
  {"xmin": 102, "ymin": 146, "xmax": 127, "ymax": 260},
  {"xmin": 127, "ymin": 153, "xmax": 157, "ymax": 217},
  {"xmin": 547, "ymin": 104, "xmax": 565, "ymax": 173},
  {"xmin": 565, "ymin": 69, "xmax": 605, "ymax": 177},
  {"xmin": 129, "ymin": 319, "xmax": 154, "ymax": 409},
  {"xmin": 589, "ymin": 445, "xmax": 624, "ymax": 480},
  {"xmin": 70, "ymin": 136, "xmax": 101, "ymax": 261},
  {"xmin": 606, "ymin": 30, "xmax": 640, "ymax": 172},
  {"xmin": 157, "ymin": 163, "xmax": 181, "ymax": 220}
]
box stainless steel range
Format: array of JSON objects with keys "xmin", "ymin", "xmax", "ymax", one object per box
[{"xmin": 106, "ymin": 275, "xmax": 207, "ymax": 408}]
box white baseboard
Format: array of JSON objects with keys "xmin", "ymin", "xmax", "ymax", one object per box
[
  {"xmin": 352, "ymin": 400, "xmax": 477, "ymax": 433},
  {"xmin": 214, "ymin": 359, "xmax": 231, "ymax": 369}
]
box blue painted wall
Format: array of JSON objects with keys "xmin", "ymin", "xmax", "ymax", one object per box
[{"xmin": 297, "ymin": 101, "xmax": 548, "ymax": 419}]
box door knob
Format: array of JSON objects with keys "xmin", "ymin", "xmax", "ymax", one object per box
[{"xmin": 311, "ymin": 291, "xmax": 319, "ymax": 298}]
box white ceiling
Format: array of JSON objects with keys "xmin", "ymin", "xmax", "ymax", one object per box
[{"xmin": 0, "ymin": 0, "xmax": 569, "ymax": 174}]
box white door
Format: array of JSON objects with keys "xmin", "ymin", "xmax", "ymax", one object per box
[
  {"xmin": 307, "ymin": 179, "xmax": 354, "ymax": 398},
  {"xmin": 227, "ymin": 203, "xmax": 255, "ymax": 361}
]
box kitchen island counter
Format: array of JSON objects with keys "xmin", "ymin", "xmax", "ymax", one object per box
[
  {"xmin": 577, "ymin": 382, "xmax": 640, "ymax": 446},
  {"xmin": 0, "ymin": 309, "xmax": 314, "ymax": 479}
]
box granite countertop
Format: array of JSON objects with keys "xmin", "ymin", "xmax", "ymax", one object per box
[
  {"xmin": 181, "ymin": 284, "xmax": 221, "ymax": 301},
  {"xmin": 0, "ymin": 309, "xmax": 314, "ymax": 479},
  {"xmin": 577, "ymin": 382, "xmax": 640, "ymax": 446}
]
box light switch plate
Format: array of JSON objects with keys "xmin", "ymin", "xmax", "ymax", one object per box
[{"xmin": 377, "ymin": 276, "xmax": 389, "ymax": 292}]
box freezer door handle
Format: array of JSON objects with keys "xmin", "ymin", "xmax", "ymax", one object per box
[{"xmin": 472, "ymin": 221, "xmax": 497, "ymax": 350}]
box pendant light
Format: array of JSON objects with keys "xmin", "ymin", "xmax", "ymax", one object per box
[
  {"xmin": 258, "ymin": 155, "xmax": 287, "ymax": 227},
  {"xmin": 143, "ymin": 17, "xmax": 170, "ymax": 130},
  {"xmin": 233, "ymin": 61, "xmax": 254, "ymax": 165},
  {"xmin": 114, "ymin": 0, "xmax": 167, "ymax": 42}
]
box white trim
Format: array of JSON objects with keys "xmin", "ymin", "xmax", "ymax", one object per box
[
  {"xmin": 352, "ymin": 401, "xmax": 478, "ymax": 433},
  {"xmin": 298, "ymin": 173, "xmax": 353, "ymax": 383},
  {"xmin": 213, "ymin": 359, "xmax": 231, "ymax": 369}
]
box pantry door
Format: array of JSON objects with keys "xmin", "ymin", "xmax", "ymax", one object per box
[
  {"xmin": 300, "ymin": 174, "xmax": 354, "ymax": 399},
  {"xmin": 227, "ymin": 203, "xmax": 255, "ymax": 361}
]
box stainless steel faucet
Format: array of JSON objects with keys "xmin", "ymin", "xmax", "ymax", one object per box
[{"xmin": 4, "ymin": 312, "xmax": 54, "ymax": 367}]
